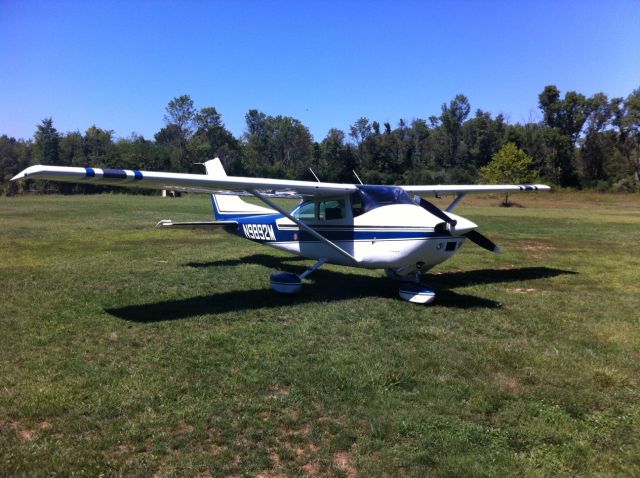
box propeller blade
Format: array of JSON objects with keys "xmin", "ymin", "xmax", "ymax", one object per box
[
  {"xmin": 414, "ymin": 196, "xmax": 457, "ymax": 227},
  {"xmin": 465, "ymin": 230, "xmax": 500, "ymax": 253}
]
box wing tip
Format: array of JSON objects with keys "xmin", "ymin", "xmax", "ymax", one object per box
[{"xmin": 11, "ymin": 165, "xmax": 48, "ymax": 181}]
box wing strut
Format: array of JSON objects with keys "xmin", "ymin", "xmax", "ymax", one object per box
[
  {"xmin": 445, "ymin": 193, "xmax": 466, "ymax": 212},
  {"xmin": 249, "ymin": 189, "xmax": 360, "ymax": 264}
]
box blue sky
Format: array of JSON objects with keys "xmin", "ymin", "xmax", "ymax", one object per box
[{"xmin": 1, "ymin": 0, "xmax": 639, "ymax": 142}]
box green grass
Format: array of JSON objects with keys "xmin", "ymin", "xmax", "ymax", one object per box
[{"xmin": 1, "ymin": 192, "xmax": 639, "ymax": 477}]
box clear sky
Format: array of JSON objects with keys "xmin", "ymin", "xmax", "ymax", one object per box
[{"xmin": 1, "ymin": 0, "xmax": 639, "ymax": 142}]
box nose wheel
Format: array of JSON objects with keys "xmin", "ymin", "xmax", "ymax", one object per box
[
  {"xmin": 398, "ymin": 283, "xmax": 436, "ymax": 304},
  {"xmin": 398, "ymin": 262, "xmax": 436, "ymax": 304}
]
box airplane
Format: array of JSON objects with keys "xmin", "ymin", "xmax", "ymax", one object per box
[{"xmin": 11, "ymin": 158, "xmax": 550, "ymax": 304}]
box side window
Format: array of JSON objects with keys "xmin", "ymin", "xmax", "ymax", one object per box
[
  {"xmin": 318, "ymin": 199, "xmax": 346, "ymax": 220},
  {"xmin": 293, "ymin": 201, "xmax": 316, "ymax": 220}
]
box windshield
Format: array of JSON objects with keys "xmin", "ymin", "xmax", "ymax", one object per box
[{"xmin": 355, "ymin": 185, "xmax": 414, "ymax": 214}]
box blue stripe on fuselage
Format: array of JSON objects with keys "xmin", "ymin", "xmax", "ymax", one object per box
[{"xmin": 233, "ymin": 215, "xmax": 444, "ymax": 243}]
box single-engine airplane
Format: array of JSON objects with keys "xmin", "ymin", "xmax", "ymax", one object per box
[{"xmin": 12, "ymin": 158, "xmax": 550, "ymax": 303}]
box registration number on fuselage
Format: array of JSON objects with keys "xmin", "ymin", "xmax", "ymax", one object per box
[{"xmin": 242, "ymin": 223, "xmax": 276, "ymax": 241}]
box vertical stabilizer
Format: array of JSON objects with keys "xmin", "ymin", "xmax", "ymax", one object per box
[{"xmin": 204, "ymin": 158, "xmax": 275, "ymax": 220}]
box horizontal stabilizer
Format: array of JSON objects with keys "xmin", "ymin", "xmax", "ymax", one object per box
[{"xmin": 155, "ymin": 219, "xmax": 237, "ymax": 229}]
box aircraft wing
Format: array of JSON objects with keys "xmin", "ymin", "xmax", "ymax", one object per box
[
  {"xmin": 402, "ymin": 184, "xmax": 551, "ymax": 195},
  {"xmin": 12, "ymin": 165, "xmax": 550, "ymax": 198},
  {"xmin": 11, "ymin": 165, "xmax": 356, "ymax": 198}
]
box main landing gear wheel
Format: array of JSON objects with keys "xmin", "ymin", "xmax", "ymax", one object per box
[{"xmin": 270, "ymin": 258, "xmax": 327, "ymax": 294}]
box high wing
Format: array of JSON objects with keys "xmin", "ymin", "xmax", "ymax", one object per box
[
  {"xmin": 11, "ymin": 165, "xmax": 356, "ymax": 198},
  {"xmin": 12, "ymin": 164, "xmax": 550, "ymax": 198}
]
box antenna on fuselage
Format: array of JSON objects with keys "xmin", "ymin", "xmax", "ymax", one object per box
[
  {"xmin": 352, "ymin": 170, "xmax": 364, "ymax": 185},
  {"xmin": 309, "ymin": 168, "xmax": 320, "ymax": 182}
]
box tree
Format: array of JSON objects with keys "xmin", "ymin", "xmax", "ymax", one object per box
[
  {"xmin": 619, "ymin": 88, "xmax": 640, "ymax": 183},
  {"xmin": 191, "ymin": 106, "xmax": 242, "ymax": 174},
  {"xmin": 579, "ymin": 93, "xmax": 613, "ymax": 184},
  {"xmin": 316, "ymin": 128, "xmax": 354, "ymax": 182},
  {"xmin": 34, "ymin": 118, "xmax": 62, "ymax": 192},
  {"xmin": 480, "ymin": 143, "xmax": 536, "ymax": 206},
  {"xmin": 164, "ymin": 95, "xmax": 196, "ymax": 139},
  {"xmin": 538, "ymin": 85, "xmax": 590, "ymax": 186},
  {"xmin": 242, "ymin": 111, "xmax": 313, "ymax": 178},
  {"xmin": 84, "ymin": 126, "xmax": 115, "ymax": 166},
  {"xmin": 0, "ymin": 136, "xmax": 32, "ymax": 195},
  {"xmin": 34, "ymin": 118, "xmax": 60, "ymax": 165},
  {"xmin": 440, "ymin": 94, "xmax": 471, "ymax": 167},
  {"xmin": 160, "ymin": 95, "xmax": 197, "ymax": 172},
  {"xmin": 349, "ymin": 117, "xmax": 373, "ymax": 172}
]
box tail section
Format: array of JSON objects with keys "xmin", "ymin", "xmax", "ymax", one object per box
[{"xmin": 204, "ymin": 158, "xmax": 275, "ymax": 220}]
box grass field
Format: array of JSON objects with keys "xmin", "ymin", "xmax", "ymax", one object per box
[{"xmin": 1, "ymin": 192, "xmax": 639, "ymax": 477}]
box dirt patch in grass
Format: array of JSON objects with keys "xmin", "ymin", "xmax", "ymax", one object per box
[
  {"xmin": 334, "ymin": 451, "xmax": 357, "ymax": 477},
  {"xmin": 266, "ymin": 385, "xmax": 290, "ymax": 399},
  {"xmin": 8, "ymin": 421, "xmax": 35, "ymax": 441},
  {"xmin": 19, "ymin": 428, "xmax": 34, "ymax": 441},
  {"xmin": 494, "ymin": 372, "xmax": 524, "ymax": 395},
  {"xmin": 175, "ymin": 423, "xmax": 194, "ymax": 435},
  {"xmin": 519, "ymin": 241, "xmax": 557, "ymax": 259}
]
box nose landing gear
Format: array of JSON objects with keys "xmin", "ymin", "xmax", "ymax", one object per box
[{"xmin": 398, "ymin": 262, "xmax": 436, "ymax": 304}]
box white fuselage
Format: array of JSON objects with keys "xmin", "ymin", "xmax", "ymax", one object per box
[{"xmin": 236, "ymin": 203, "xmax": 471, "ymax": 276}]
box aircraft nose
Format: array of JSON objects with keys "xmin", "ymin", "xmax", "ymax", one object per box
[{"xmin": 444, "ymin": 212, "xmax": 477, "ymax": 236}]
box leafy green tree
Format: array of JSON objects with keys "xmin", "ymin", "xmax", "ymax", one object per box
[
  {"xmin": 481, "ymin": 143, "xmax": 536, "ymax": 205},
  {"xmin": 34, "ymin": 118, "xmax": 63, "ymax": 192},
  {"xmin": 159, "ymin": 95, "xmax": 197, "ymax": 172},
  {"xmin": 164, "ymin": 95, "xmax": 196, "ymax": 139},
  {"xmin": 538, "ymin": 85, "xmax": 590, "ymax": 186},
  {"xmin": 0, "ymin": 136, "xmax": 32, "ymax": 195},
  {"xmin": 84, "ymin": 126, "xmax": 116, "ymax": 167},
  {"xmin": 315, "ymin": 128, "xmax": 354, "ymax": 182},
  {"xmin": 191, "ymin": 106, "xmax": 242, "ymax": 174},
  {"xmin": 440, "ymin": 94, "xmax": 471, "ymax": 167},
  {"xmin": 462, "ymin": 110, "xmax": 506, "ymax": 169},
  {"xmin": 349, "ymin": 117, "xmax": 373, "ymax": 173},
  {"xmin": 578, "ymin": 93, "xmax": 613, "ymax": 185},
  {"xmin": 242, "ymin": 111, "xmax": 313, "ymax": 179},
  {"xmin": 59, "ymin": 132, "xmax": 86, "ymax": 167},
  {"xmin": 619, "ymin": 88, "xmax": 640, "ymax": 183},
  {"xmin": 34, "ymin": 118, "xmax": 60, "ymax": 165}
]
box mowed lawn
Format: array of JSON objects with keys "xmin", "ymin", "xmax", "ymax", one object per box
[{"xmin": 1, "ymin": 192, "xmax": 639, "ymax": 477}]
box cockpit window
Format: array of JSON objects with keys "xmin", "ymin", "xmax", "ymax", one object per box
[
  {"xmin": 292, "ymin": 189, "xmax": 408, "ymax": 220},
  {"xmin": 293, "ymin": 201, "xmax": 316, "ymax": 220},
  {"xmin": 318, "ymin": 199, "xmax": 345, "ymax": 220},
  {"xmin": 355, "ymin": 185, "xmax": 414, "ymax": 213}
]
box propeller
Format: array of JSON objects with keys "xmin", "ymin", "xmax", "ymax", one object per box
[
  {"xmin": 465, "ymin": 230, "xmax": 501, "ymax": 253},
  {"xmin": 414, "ymin": 196, "xmax": 457, "ymax": 227},
  {"xmin": 414, "ymin": 195, "xmax": 500, "ymax": 254}
]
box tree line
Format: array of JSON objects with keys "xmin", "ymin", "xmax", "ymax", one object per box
[{"xmin": 1, "ymin": 85, "xmax": 639, "ymax": 195}]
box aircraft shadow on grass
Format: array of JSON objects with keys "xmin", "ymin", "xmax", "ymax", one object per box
[{"xmin": 106, "ymin": 254, "xmax": 576, "ymax": 323}]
